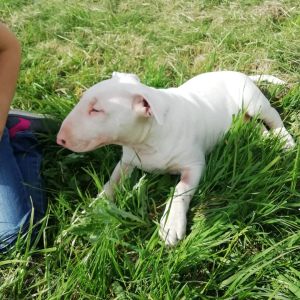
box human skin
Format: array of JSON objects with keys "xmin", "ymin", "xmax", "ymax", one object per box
[{"xmin": 0, "ymin": 22, "xmax": 22, "ymax": 140}]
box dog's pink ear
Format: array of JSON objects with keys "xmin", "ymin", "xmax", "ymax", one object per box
[
  {"xmin": 132, "ymin": 95, "xmax": 152, "ymax": 118},
  {"xmin": 132, "ymin": 91, "xmax": 169, "ymax": 125}
]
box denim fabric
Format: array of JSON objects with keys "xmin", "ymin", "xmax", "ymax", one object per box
[{"xmin": 0, "ymin": 127, "xmax": 47, "ymax": 251}]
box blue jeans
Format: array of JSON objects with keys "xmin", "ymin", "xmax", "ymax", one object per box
[{"xmin": 0, "ymin": 127, "xmax": 47, "ymax": 251}]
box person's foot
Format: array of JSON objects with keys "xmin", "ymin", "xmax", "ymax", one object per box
[{"xmin": 6, "ymin": 109, "xmax": 59, "ymax": 138}]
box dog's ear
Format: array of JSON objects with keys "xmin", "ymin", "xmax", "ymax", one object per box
[
  {"xmin": 132, "ymin": 91, "xmax": 169, "ymax": 125},
  {"xmin": 112, "ymin": 72, "xmax": 141, "ymax": 83},
  {"xmin": 132, "ymin": 95, "xmax": 152, "ymax": 118}
]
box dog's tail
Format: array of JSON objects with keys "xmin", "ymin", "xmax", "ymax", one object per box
[{"xmin": 248, "ymin": 75, "xmax": 286, "ymax": 85}]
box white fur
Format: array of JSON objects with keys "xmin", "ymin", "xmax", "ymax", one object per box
[
  {"xmin": 57, "ymin": 71, "xmax": 295, "ymax": 246},
  {"xmin": 249, "ymin": 74, "xmax": 286, "ymax": 85}
]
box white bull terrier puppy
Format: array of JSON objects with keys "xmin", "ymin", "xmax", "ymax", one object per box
[{"xmin": 57, "ymin": 71, "xmax": 295, "ymax": 246}]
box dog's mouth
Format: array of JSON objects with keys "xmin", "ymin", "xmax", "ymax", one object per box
[
  {"xmin": 64, "ymin": 137, "xmax": 110, "ymax": 153},
  {"xmin": 92, "ymin": 141, "xmax": 107, "ymax": 150},
  {"xmin": 89, "ymin": 136, "xmax": 113, "ymax": 151}
]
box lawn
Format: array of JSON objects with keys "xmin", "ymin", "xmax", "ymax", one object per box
[{"xmin": 0, "ymin": 0, "xmax": 300, "ymax": 299}]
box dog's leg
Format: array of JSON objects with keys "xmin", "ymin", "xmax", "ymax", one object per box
[
  {"xmin": 159, "ymin": 165, "xmax": 204, "ymax": 246},
  {"xmin": 250, "ymin": 101, "xmax": 295, "ymax": 148},
  {"xmin": 99, "ymin": 161, "xmax": 132, "ymax": 198},
  {"xmin": 245, "ymin": 84, "xmax": 295, "ymax": 148},
  {"xmin": 243, "ymin": 113, "xmax": 272, "ymax": 137},
  {"xmin": 261, "ymin": 106, "xmax": 295, "ymax": 148}
]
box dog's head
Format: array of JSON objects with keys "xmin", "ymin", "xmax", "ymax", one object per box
[{"xmin": 57, "ymin": 72, "xmax": 168, "ymax": 152}]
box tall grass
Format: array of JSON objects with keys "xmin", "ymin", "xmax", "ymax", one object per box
[{"xmin": 0, "ymin": 0, "xmax": 299, "ymax": 298}]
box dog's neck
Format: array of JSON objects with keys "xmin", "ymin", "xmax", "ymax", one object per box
[{"xmin": 113, "ymin": 116, "xmax": 155, "ymax": 149}]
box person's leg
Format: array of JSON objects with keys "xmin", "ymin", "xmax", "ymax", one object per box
[
  {"xmin": 7, "ymin": 112, "xmax": 50, "ymax": 222},
  {"xmin": 0, "ymin": 127, "xmax": 32, "ymax": 250},
  {"xmin": 11, "ymin": 129, "xmax": 47, "ymax": 222},
  {"xmin": 0, "ymin": 116, "xmax": 48, "ymax": 252}
]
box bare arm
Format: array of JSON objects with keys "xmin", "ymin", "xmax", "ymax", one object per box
[{"xmin": 0, "ymin": 22, "xmax": 22, "ymax": 140}]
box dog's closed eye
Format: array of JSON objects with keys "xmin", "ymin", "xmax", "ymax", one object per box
[{"xmin": 89, "ymin": 108, "xmax": 105, "ymax": 115}]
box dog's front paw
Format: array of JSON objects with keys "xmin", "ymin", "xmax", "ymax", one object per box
[{"xmin": 159, "ymin": 202, "xmax": 187, "ymax": 246}]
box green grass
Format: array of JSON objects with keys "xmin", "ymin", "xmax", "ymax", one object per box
[{"xmin": 0, "ymin": 0, "xmax": 300, "ymax": 298}]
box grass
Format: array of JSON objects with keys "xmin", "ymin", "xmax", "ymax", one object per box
[{"xmin": 0, "ymin": 0, "xmax": 300, "ymax": 298}]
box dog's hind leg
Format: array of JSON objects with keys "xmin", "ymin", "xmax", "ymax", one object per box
[
  {"xmin": 245, "ymin": 87, "xmax": 295, "ymax": 148},
  {"xmin": 259, "ymin": 105, "xmax": 295, "ymax": 148}
]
